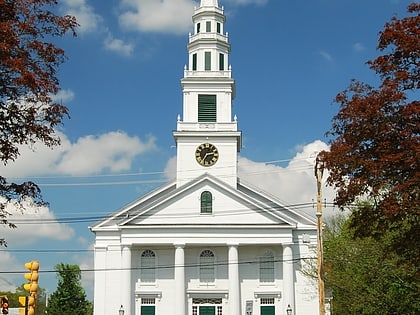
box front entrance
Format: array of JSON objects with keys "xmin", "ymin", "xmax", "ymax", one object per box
[
  {"xmin": 192, "ymin": 298, "xmax": 222, "ymax": 315},
  {"xmin": 260, "ymin": 297, "xmax": 275, "ymax": 315}
]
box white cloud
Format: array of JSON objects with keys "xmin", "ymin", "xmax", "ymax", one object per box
[
  {"xmin": 51, "ymin": 88, "xmax": 75, "ymax": 103},
  {"xmin": 352, "ymin": 42, "xmax": 365, "ymax": 52},
  {"xmin": 0, "ymin": 131, "xmax": 157, "ymax": 177},
  {"xmin": 238, "ymin": 140, "xmax": 335, "ymax": 210},
  {"xmin": 104, "ymin": 34, "xmax": 134, "ymax": 56},
  {"xmin": 1, "ymin": 198, "xmax": 75, "ymax": 247},
  {"xmin": 319, "ymin": 50, "xmax": 333, "ymax": 62},
  {"xmin": 62, "ymin": 0, "xmax": 103, "ymax": 34},
  {"xmin": 119, "ymin": 0, "xmax": 196, "ymax": 34}
]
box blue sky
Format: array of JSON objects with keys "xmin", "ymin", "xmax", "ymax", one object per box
[{"xmin": 0, "ymin": 0, "xmax": 412, "ymax": 300}]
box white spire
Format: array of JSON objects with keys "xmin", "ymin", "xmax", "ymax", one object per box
[{"xmin": 200, "ymin": 0, "xmax": 218, "ymax": 7}]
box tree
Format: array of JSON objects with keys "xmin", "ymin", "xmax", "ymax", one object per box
[
  {"xmin": 323, "ymin": 211, "xmax": 420, "ymax": 314},
  {"xmin": 46, "ymin": 263, "xmax": 92, "ymax": 315},
  {"xmin": 320, "ymin": 3, "xmax": 419, "ymax": 263},
  {"xmin": 0, "ymin": 0, "xmax": 77, "ymax": 246}
]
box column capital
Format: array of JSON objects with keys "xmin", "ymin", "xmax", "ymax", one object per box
[
  {"xmin": 174, "ymin": 243, "xmax": 186, "ymax": 248},
  {"xmin": 227, "ymin": 242, "xmax": 239, "ymax": 247}
]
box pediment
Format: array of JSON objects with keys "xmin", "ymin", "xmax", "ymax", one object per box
[{"xmin": 91, "ymin": 174, "xmax": 316, "ymax": 231}]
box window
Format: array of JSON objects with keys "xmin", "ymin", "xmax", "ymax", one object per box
[
  {"xmin": 216, "ymin": 22, "xmax": 221, "ymax": 34},
  {"xmin": 198, "ymin": 94, "xmax": 216, "ymax": 122},
  {"xmin": 200, "ymin": 191, "xmax": 212, "ymax": 214},
  {"xmin": 141, "ymin": 249, "xmax": 156, "ymax": 283},
  {"xmin": 219, "ymin": 53, "xmax": 224, "ymax": 71},
  {"xmin": 200, "ymin": 250, "xmax": 215, "ymax": 283},
  {"xmin": 197, "ymin": 23, "xmax": 201, "ymax": 33},
  {"xmin": 259, "ymin": 251, "xmax": 274, "ymax": 283},
  {"xmin": 206, "ymin": 21, "xmax": 211, "ymax": 32},
  {"xmin": 205, "ymin": 52, "xmax": 211, "ymax": 70},
  {"xmin": 192, "ymin": 53, "xmax": 197, "ymax": 71}
]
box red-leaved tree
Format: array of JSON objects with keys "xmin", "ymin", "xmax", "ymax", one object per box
[
  {"xmin": 321, "ymin": 3, "xmax": 419, "ymax": 261},
  {"xmin": 0, "ymin": 0, "xmax": 77, "ymax": 246}
]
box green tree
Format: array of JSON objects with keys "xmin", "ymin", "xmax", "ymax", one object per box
[
  {"xmin": 46, "ymin": 264, "xmax": 92, "ymax": 315},
  {"xmin": 0, "ymin": 0, "xmax": 77, "ymax": 246},
  {"xmin": 0, "ymin": 286, "xmax": 46, "ymax": 314},
  {"xmin": 324, "ymin": 211, "xmax": 420, "ymax": 314}
]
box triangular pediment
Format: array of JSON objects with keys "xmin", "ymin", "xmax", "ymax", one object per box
[{"xmin": 91, "ymin": 174, "xmax": 316, "ymax": 231}]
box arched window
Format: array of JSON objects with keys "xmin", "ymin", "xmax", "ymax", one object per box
[
  {"xmin": 200, "ymin": 250, "xmax": 215, "ymax": 283},
  {"xmin": 259, "ymin": 250, "xmax": 274, "ymax": 283},
  {"xmin": 200, "ymin": 191, "xmax": 212, "ymax": 214},
  {"xmin": 141, "ymin": 249, "xmax": 156, "ymax": 283}
]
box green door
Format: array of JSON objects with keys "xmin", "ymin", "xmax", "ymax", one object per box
[
  {"xmin": 261, "ymin": 305, "xmax": 275, "ymax": 315},
  {"xmin": 141, "ymin": 305, "xmax": 155, "ymax": 315},
  {"xmin": 200, "ymin": 306, "xmax": 215, "ymax": 315}
]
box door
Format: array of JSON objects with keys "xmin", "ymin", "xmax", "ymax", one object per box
[
  {"xmin": 199, "ymin": 306, "xmax": 215, "ymax": 315},
  {"xmin": 141, "ymin": 305, "xmax": 155, "ymax": 315},
  {"xmin": 261, "ymin": 305, "xmax": 275, "ymax": 315}
]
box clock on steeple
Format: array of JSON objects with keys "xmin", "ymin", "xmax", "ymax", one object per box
[{"xmin": 173, "ymin": 0, "xmax": 241, "ymax": 188}]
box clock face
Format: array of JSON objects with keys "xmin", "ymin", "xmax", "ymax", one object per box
[{"xmin": 195, "ymin": 143, "xmax": 219, "ymax": 167}]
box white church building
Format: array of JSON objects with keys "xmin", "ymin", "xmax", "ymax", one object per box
[{"xmin": 90, "ymin": 1, "xmax": 320, "ymax": 315}]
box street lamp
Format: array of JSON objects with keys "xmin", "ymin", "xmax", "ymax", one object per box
[
  {"xmin": 286, "ymin": 304, "xmax": 292, "ymax": 315},
  {"xmin": 119, "ymin": 305, "xmax": 125, "ymax": 315}
]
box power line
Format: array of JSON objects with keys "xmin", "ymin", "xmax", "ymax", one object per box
[{"xmin": 0, "ymin": 255, "xmax": 317, "ymax": 275}]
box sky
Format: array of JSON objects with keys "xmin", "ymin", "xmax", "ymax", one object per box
[{"xmin": 0, "ymin": 0, "xmax": 413, "ymax": 300}]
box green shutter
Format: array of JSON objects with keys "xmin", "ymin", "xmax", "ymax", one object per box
[
  {"xmin": 217, "ymin": 22, "xmax": 221, "ymax": 33},
  {"xmin": 193, "ymin": 53, "xmax": 197, "ymax": 71},
  {"xmin": 206, "ymin": 21, "xmax": 211, "ymax": 32},
  {"xmin": 205, "ymin": 52, "xmax": 211, "ymax": 70},
  {"xmin": 219, "ymin": 53, "xmax": 224, "ymax": 70},
  {"xmin": 198, "ymin": 94, "xmax": 216, "ymax": 122}
]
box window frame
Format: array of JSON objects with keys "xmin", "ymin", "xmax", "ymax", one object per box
[
  {"xmin": 200, "ymin": 191, "xmax": 213, "ymax": 214},
  {"xmin": 259, "ymin": 250, "xmax": 275, "ymax": 283},
  {"xmin": 205, "ymin": 51, "xmax": 211, "ymax": 71},
  {"xmin": 199, "ymin": 249, "xmax": 215, "ymax": 283},
  {"xmin": 140, "ymin": 249, "xmax": 156, "ymax": 283}
]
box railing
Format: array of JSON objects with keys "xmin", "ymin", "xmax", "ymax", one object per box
[
  {"xmin": 176, "ymin": 121, "xmax": 238, "ymax": 132},
  {"xmin": 189, "ymin": 32, "xmax": 228, "ymax": 43},
  {"xmin": 183, "ymin": 69, "xmax": 232, "ymax": 78}
]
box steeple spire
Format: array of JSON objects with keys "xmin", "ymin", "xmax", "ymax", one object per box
[{"xmin": 200, "ymin": 0, "xmax": 218, "ymax": 7}]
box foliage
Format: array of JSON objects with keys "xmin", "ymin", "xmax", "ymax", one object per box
[
  {"xmin": 46, "ymin": 263, "xmax": 92, "ymax": 315},
  {"xmin": 0, "ymin": 0, "xmax": 77, "ymax": 246},
  {"xmin": 0, "ymin": 285, "xmax": 47, "ymax": 314},
  {"xmin": 320, "ymin": 3, "xmax": 419, "ymax": 264},
  {"xmin": 324, "ymin": 212, "xmax": 420, "ymax": 314}
]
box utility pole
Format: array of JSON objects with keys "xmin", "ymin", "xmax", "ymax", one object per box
[{"xmin": 315, "ymin": 156, "xmax": 326, "ymax": 315}]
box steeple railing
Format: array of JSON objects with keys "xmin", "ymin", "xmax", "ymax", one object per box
[
  {"xmin": 176, "ymin": 121, "xmax": 238, "ymax": 132},
  {"xmin": 189, "ymin": 32, "xmax": 228, "ymax": 44},
  {"xmin": 183, "ymin": 69, "xmax": 232, "ymax": 78}
]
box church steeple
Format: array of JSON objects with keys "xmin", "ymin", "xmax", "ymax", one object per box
[{"xmin": 173, "ymin": 1, "xmax": 241, "ymax": 188}]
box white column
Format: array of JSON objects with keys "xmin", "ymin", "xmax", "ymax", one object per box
[
  {"xmin": 228, "ymin": 244, "xmax": 240, "ymax": 315},
  {"xmin": 282, "ymin": 243, "xmax": 295, "ymax": 314},
  {"xmin": 121, "ymin": 245, "xmax": 132, "ymax": 315},
  {"xmin": 175, "ymin": 244, "xmax": 186, "ymax": 315}
]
